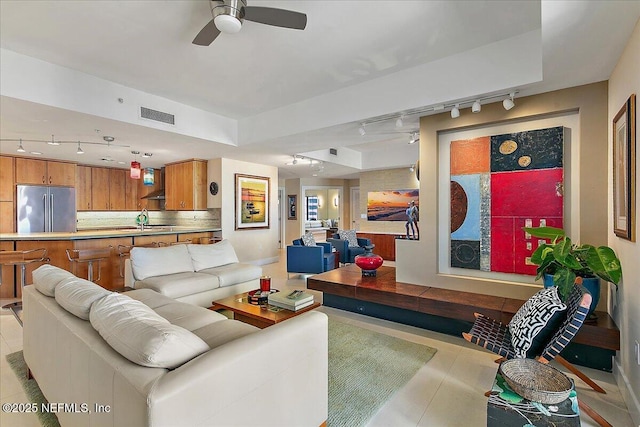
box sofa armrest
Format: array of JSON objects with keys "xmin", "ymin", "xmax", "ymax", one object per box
[
  {"xmin": 326, "ymin": 237, "xmax": 347, "ymax": 253},
  {"xmin": 150, "ymin": 311, "xmax": 328, "ymax": 427},
  {"xmin": 318, "ymin": 242, "xmax": 333, "ymax": 253}
]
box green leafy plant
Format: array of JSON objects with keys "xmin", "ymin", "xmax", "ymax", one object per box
[{"xmin": 522, "ymin": 226, "xmax": 622, "ymax": 301}]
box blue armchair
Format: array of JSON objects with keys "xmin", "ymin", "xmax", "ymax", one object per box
[
  {"xmin": 326, "ymin": 232, "xmax": 372, "ymax": 264},
  {"xmin": 286, "ymin": 239, "xmax": 336, "ymax": 276}
]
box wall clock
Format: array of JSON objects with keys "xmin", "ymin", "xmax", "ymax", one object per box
[{"xmin": 209, "ymin": 181, "xmax": 219, "ymax": 195}]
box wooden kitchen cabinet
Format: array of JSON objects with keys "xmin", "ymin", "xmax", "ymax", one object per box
[
  {"xmin": 0, "ymin": 156, "xmax": 15, "ymax": 232},
  {"xmin": 0, "ymin": 156, "xmax": 15, "ymax": 201},
  {"xmin": 91, "ymin": 167, "xmax": 111, "ymax": 210},
  {"xmin": 125, "ymin": 173, "xmax": 139, "ymax": 211},
  {"xmin": 165, "ymin": 159, "xmax": 207, "ymax": 211},
  {"xmin": 109, "ymin": 169, "xmax": 127, "ymax": 210},
  {"xmin": 76, "ymin": 165, "xmax": 93, "ymax": 211},
  {"xmin": 15, "ymin": 158, "xmax": 76, "ymax": 186}
]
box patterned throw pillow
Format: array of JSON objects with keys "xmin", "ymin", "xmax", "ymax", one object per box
[
  {"xmin": 339, "ymin": 229, "xmax": 359, "ymax": 248},
  {"xmin": 301, "ymin": 232, "xmax": 317, "ymax": 247},
  {"xmin": 508, "ymin": 287, "xmax": 567, "ymax": 358}
]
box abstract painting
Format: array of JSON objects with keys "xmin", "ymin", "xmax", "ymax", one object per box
[
  {"xmin": 235, "ymin": 174, "xmax": 270, "ymax": 230},
  {"xmin": 450, "ymin": 127, "xmax": 564, "ymax": 275},
  {"xmin": 367, "ymin": 189, "xmax": 419, "ymax": 221}
]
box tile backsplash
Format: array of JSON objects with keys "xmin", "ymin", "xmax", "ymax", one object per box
[{"xmin": 77, "ymin": 209, "xmax": 221, "ymax": 229}]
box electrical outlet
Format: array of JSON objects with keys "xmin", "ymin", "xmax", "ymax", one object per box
[{"xmin": 635, "ymin": 340, "xmax": 640, "ymax": 365}]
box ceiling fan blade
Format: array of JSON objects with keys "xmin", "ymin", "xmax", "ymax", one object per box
[
  {"xmin": 192, "ymin": 18, "xmax": 221, "ymax": 46},
  {"xmin": 244, "ymin": 7, "xmax": 307, "ymax": 30}
]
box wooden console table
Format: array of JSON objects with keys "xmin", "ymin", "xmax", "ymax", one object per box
[{"xmin": 308, "ymin": 265, "xmax": 620, "ymax": 371}]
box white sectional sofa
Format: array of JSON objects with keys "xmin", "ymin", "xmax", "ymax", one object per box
[
  {"xmin": 23, "ymin": 264, "xmax": 328, "ymax": 427},
  {"xmin": 124, "ymin": 239, "xmax": 262, "ymax": 307}
]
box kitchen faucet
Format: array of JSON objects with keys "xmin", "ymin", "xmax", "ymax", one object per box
[{"xmin": 137, "ymin": 208, "xmax": 149, "ymax": 231}]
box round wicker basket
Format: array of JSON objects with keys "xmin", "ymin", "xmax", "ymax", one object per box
[{"xmin": 499, "ymin": 358, "xmax": 573, "ymax": 404}]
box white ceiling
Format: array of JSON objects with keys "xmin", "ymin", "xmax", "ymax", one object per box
[{"xmin": 1, "ymin": 1, "xmax": 639, "ymax": 179}]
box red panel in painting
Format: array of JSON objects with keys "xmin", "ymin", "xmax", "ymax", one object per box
[
  {"xmin": 491, "ymin": 168, "xmax": 563, "ymax": 217},
  {"xmin": 491, "ymin": 217, "xmax": 515, "ymax": 273}
]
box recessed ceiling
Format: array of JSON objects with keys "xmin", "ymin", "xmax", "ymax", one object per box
[{"xmin": 1, "ymin": 1, "xmax": 638, "ymax": 178}]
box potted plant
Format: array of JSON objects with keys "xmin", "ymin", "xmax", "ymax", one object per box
[{"xmin": 522, "ymin": 226, "xmax": 622, "ymax": 312}]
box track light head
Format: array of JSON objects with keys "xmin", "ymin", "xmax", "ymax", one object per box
[
  {"xmin": 408, "ymin": 132, "xmax": 419, "ymax": 144},
  {"xmin": 409, "ymin": 164, "xmax": 415, "ymax": 172},
  {"xmin": 451, "ymin": 104, "xmax": 460, "ymax": 119},
  {"xmin": 17, "ymin": 139, "xmax": 25, "ymax": 153},
  {"xmin": 76, "ymin": 142, "xmax": 84, "ymax": 154},
  {"xmin": 503, "ymin": 92, "xmax": 515, "ymax": 110},
  {"xmin": 395, "ymin": 115, "xmax": 403, "ymax": 128},
  {"xmin": 358, "ymin": 123, "xmax": 366, "ymax": 136},
  {"xmin": 472, "ymin": 100, "xmax": 482, "ymax": 113}
]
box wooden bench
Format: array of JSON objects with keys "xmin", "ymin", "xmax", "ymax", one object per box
[{"xmin": 308, "ymin": 265, "xmax": 620, "ymax": 371}]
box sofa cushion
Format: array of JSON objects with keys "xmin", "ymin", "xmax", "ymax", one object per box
[
  {"xmin": 191, "ymin": 319, "xmax": 259, "ymax": 349},
  {"xmin": 199, "ymin": 263, "xmax": 262, "ymax": 288},
  {"xmin": 54, "ymin": 277, "xmax": 111, "ymax": 320},
  {"xmin": 508, "ymin": 286, "xmax": 567, "ymax": 358},
  {"xmin": 32, "ymin": 264, "xmax": 76, "ymax": 297},
  {"xmin": 186, "ymin": 240, "xmax": 239, "ymax": 272},
  {"xmin": 338, "ymin": 229, "xmax": 359, "ymax": 248},
  {"xmin": 125, "ymin": 288, "xmax": 177, "ymax": 309},
  {"xmin": 301, "ymin": 232, "xmax": 317, "ymax": 247},
  {"xmin": 135, "ymin": 272, "xmax": 220, "ymax": 299},
  {"xmin": 90, "ymin": 293, "xmax": 209, "ymax": 369},
  {"xmin": 154, "ymin": 302, "xmax": 227, "ymax": 332},
  {"xmin": 131, "ymin": 245, "xmax": 194, "ymax": 281}
]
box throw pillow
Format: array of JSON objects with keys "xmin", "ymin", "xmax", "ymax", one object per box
[
  {"xmin": 130, "ymin": 244, "xmax": 194, "ymax": 280},
  {"xmin": 32, "ymin": 264, "xmax": 76, "ymax": 297},
  {"xmin": 508, "ymin": 287, "xmax": 567, "ymax": 358},
  {"xmin": 187, "ymin": 239, "xmax": 240, "ymax": 271},
  {"xmin": 55, "ymin": 277, "xmax": 111, "ymax": 320},
  {"xmin": 90, "ymin": 293, "xmax": 209, "ymax": 369},
  {"xmin": 301, "ymin": 232, "xmax": 317, "ymax": 247},
  {"xmin": 339, "ymin": 229, "xmax": 359, "ymax": 248}
]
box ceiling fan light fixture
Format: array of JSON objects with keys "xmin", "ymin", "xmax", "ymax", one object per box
[
  {"xmin": 472, "ymin": 100, "xmax": 482, "ymax": 113},
  {"xmin": 451, "ymin": 104, "xmax": 460, "ymax": 119},
  {"xmin": 215, "ymin": 14, "xmax": 243, "ymax": 33}
]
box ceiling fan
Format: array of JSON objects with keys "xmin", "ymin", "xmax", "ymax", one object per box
[{"xmin": 193, "ymin": 0, "xmax": 307, "ymax": 46}]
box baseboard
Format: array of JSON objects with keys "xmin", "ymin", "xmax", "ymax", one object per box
[
  {"xmin": 247, "ymin": 256, "xmax": 279, "ymax": 266},
  {"xmin": 614, "ymin": 358, "xmax": 640, "ymax": 426}
]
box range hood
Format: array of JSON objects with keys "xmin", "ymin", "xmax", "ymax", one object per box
[
  {"xmin": 141, "ymin": 167, "xmax": 165, "ymax": 200},
  {"xmin": 141, "ymin": 189, "xmax": 165, "ymax": 200}
]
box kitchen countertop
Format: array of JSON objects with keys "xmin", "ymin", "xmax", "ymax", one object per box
[{"xmin": 0, "ymin": 226, "xmax": 221, "ymax": 241}]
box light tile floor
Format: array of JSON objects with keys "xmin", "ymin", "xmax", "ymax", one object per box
[{"xmin": 0, "ymin": 251, "xmax": 634, "ymax": 426}]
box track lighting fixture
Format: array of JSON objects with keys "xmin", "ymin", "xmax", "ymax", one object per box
[
  {"xmin": 17, "ymin": 139, "xmax": 25, "ymax": 153},
  {"xmin": 48, "ymin": 135, "xmax": 60, "ymax": 146},
  {"xmin": 503, "ymin": 92, "xmax": 515, "ymax": 110},
  {"xmin": 142, "ymin": 153, "xmax": 152, "ymax": 158},
  {"xmin": 409, "ymin": 164, "xmax": 415, "ymax": 172},
  {"xmin": 451, "ymin": 104, "xmax": 460, "ymax": 119},
  {"xmin": 292, "ymin": 156, "xmax": 298, "ymax": 165},
  {"xmin": 76, "ymin": 142, "xmax": 84, "ymax": 154},
  {"xmin": 472, "ymin": 100, "xmax": 482, "ymax": 113},
  {"xmin": 408, "ymin": 132, "xmax": 419, "ymax": 144},
  {"xmin": 395, "ymin": 115, "xmax": 404, "ymax": 128},
  {"xmin": 358, "ymin": 123, "xmax": 366, "ymax": 136}
]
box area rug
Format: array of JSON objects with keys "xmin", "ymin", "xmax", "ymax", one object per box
[
  {"xmin": 328, "ymin": 317, "xmax": 437, "ymax": 427},
  {"xmin": 6, "ymin": 351, "xmax": 60, "ymax": 427}
]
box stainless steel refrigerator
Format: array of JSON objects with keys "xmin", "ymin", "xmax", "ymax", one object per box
[{"xmin": 16, "ymin": 185, "xmax": 76, "ymax": 233}]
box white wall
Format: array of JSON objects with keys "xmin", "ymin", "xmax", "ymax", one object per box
[
  {"xmin": 608, "ymin": 18, "xmax": 640, "ymax": 426},
  {"xmin": 216, "ymin": 158, "xmax": 279, "ymax": 265}
]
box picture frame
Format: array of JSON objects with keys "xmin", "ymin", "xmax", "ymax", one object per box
[
  {"xmin": 287, "ymin": 194, "xmax": 297, "ymax": 220},
  {"xmin": 235, "ymin": 174, "xmax": 270, "ymax": 230},
  {"xmin": 613, "ymin": 94, "xmax": 636, "ymax": 241}
]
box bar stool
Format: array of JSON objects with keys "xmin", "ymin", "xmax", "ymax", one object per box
[
  {"xmin": 0, "ymin": 248, "xmax": 49, "ymax": 325},
  {"xmin": 66, "ymin": 247, "xmax": 112, "ymax": 283}
]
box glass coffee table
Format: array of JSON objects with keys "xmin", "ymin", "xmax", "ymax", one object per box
[{"xmin": 210, "ymin": 291, "xmax": 321, "ymax": 329}]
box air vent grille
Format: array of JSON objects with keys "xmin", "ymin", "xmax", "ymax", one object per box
[{"xmin": 140, "ymin": 107, "xmax": 175, "ymax": 125}]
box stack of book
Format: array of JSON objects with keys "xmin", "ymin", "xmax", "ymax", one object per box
[{"xmin": 268, "ymin": 290, "xmax": 314, "ymax": 311}]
